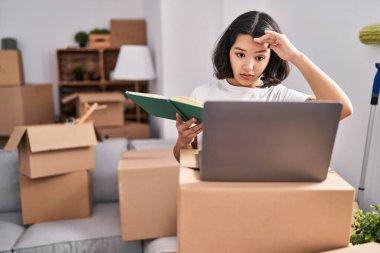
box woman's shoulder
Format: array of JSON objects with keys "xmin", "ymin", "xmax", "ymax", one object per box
[{"xmin": 268, "ymin": 84, "xmax": 310, "ymax": 102}]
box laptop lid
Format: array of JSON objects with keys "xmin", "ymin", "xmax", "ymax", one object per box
[{"xmin": 200, "ymin": 101, "xmax": 342, "ymax": 182}]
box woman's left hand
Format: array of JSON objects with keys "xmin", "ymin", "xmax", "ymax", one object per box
[{"xmin": 254, "ymin": 30, "xmax": 301, "ymax": 62}]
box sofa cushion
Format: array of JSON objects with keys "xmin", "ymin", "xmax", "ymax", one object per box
[
  {"xmin": 0, "ymin": 212, "xmax": 25, "ymax": 253},
  {"xmin": 0, "ymin": 150, "xmax": 21, "ymax": 212},
  {"xmin": 93, "ymin": 138, "xmax": 127, "ymax": 203},
  {"xmin": 13, "ymin": 203, "xmax": 142, "ymax": 253},
  {"xmin": 143, "ymin": 237, "xmax": 177, "ymax": 253},
  {"xmin": 128, "ymin": 139, "xmax": 176, "ymax": 150}
]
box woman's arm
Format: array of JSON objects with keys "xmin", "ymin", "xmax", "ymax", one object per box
[
  {"xmin": 289, "ymin": 52, "xmax": 353, "ymax": 119},
  {"xmin": 254, "ymin": 30, "xmax": 353, "ymax": 120}
]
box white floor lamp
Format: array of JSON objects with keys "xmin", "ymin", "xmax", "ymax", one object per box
[{"xmin": 112, "ymin": 45, "xmax": 156, "ymax": 122}]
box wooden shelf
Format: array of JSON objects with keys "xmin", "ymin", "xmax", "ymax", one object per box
[
  {"xmin": 56, "ymin": 47, "xmax": 149, "ymax": 123},
  {"xmin": 59, "ymin": 80, "xmax": 147, "ymax": 87}
]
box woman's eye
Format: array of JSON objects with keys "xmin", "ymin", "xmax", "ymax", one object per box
[
  {"xmin": 256, "ymin": 55, "xmax": 265, "ymax": 61},
  {"xmin": 236, "ymin": 52, "xmax": 245, "ymax": 58}
]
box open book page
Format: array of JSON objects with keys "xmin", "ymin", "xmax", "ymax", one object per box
[
  {"xmin": 169, "ymin": 97, "xmax": 203, "ymax": 123},
  {"xmin": 127, "ymin": 91, "xmax": 168, "ymax": 100},
  {"xmin": 170, "ymin": 96, "xmax": 204, "ymax": 108}
]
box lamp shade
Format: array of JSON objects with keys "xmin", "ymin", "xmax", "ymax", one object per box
[{"xmin": 113, "ymin": 45, "xmax": 156, "ymax": 81}]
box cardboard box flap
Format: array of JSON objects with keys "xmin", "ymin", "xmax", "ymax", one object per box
[
  {"xmin": 27, "ymin": 123, "xmax": 97, "ymax": 152},
  {"xmin": 62, "ymin": 93, "xmax": 125, "ymax": 104},
  {"xmin": 4, "ymin": 126, "xmax": 28, "ymax": 151},
  {"xmin": 61, "ymin": 93, "xmax": 79, "ymax": 104},
  {"xmin": 78, "ymin": 93, "xmax": 125, "ymax": 103}
]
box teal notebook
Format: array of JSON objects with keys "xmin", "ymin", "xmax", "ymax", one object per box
[{"xmin": 125, "ymin": 91, "xmax": 204, "ymax": 123}]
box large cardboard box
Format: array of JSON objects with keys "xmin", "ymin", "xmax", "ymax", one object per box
[
  {"xmin": 0, "ymin": 84, "xmax": 55, "ymax": 136},
  {"xmin": 321, "ymin": 242, "xmax": 380, "ymax": 252},
  {"xmin": 0, "ymin": 50, "xmax": 24, "ymax": 86},
  {"xmin": 178, "ymin": 165, "xmax": 355, "ymax": 253},
  {"xmin": 20, "ymin": 170, "xmax": 92, "ymax": 224},
  {"xmin": 62, "ymin": 92, "xmax": 125, "ymax": 127},
  {"xmin": 4, "ymin": 123, "xmax": 97, "ymax": 178},
  {"xmin": 110, "ymin": 19, "xmax": 147, "ymax": 47},
  {"xmin": 97, "ymin": 122, "xmax": 150, "ymax": 140},
  {"xmin": 118, "ymin": 148, "xmax": 179, "ymax": 241}
]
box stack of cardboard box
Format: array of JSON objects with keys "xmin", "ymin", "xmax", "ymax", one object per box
[
  {"xmin": 0, "ymin": 50, "xmax": 55, "ymax": 147},
  {"xmin": 176, "ymin": 150, "xmax": 355, "ymax": 253},
  {"xmin": 62, "ymin": 92, "xmax": 150, "ymax": 140},
  {"xmin": 118, "ymin": 148, "xmax": 179, "ymax": 241},
  {"xmin": 4, "ymin": 123, "xmax": 97, "ymax": 224}
]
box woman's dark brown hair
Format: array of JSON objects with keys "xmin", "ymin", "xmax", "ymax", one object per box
[{"xmin": 212, "ymin": 11, "xmax": 289, "ymax": 87}]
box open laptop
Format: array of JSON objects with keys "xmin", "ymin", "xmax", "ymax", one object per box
[{"xmin": 199, "ymin": 101, "xmax": 342, "ymax": 182}]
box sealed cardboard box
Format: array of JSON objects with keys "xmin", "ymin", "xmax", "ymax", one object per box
[
  {"xmin": 20, "ymin": 170, "xmax": 92, "ymax": 224},
  {"xmin": 178, "ymin": 166, "xmax": 355, "ymax": 253},
  {"xmin": 88, "ymin": 34, "xmax": 111, "ymax": 49},
  {"xmin": 0, "ymin": 50, "xmax": 24, "ymax": 86},
  {"xmin": 5, "ymin": 123, "xmax": 97, "ymax": 178},
  {"xmin": 110, "ymin": 19, "xmax": 147, "ymax": 47},
  {"xmin": 118, "ymin": 148, "xmax": 179, "ymax": 241},
  {"xmin": 0, "ymin": 84, "xmax": 55, "ymax": 136},
  {"xmin": 62, "ymin": 92, "xmax": 125, "ymax": 127},
  {"xmin": 97, "ymin": 122, "xmax": 150, "ymax": 140},
  {"xmin": 321, "ymin": 242, "xmax": 380, "ymax": 252}
]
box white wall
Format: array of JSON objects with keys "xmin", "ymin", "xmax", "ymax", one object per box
[
  {"xmin": 158, "ymin": 0, "xmax": 223, "ymax": 138},
  {"xmin": 0, "ymin": 0, "xmax": 145, "ymax": 114},
  {"xmin": 222, "ymin": 0, "xmax": 380, "ymax": 211},
  {"xmin": 144, "ymin": 0, "xmax": 163, "ymax": 138}
]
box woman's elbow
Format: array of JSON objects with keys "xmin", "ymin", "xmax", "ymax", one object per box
[{"xmin": 340, "ymin": 103, "xmax": 354, "ymax": 120}]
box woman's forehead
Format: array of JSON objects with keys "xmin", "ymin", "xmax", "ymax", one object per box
[{"xmin": 232, "ymin": 34, "xmax": 269, "ymax": 52}]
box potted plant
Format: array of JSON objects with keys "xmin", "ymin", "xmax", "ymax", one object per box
[
  {"xmin": 72, "ymin": 66, "xmax": 84, "ymax": 81},
  {"xmin": 74, "ymin": 31, "xmax": 88, "ymax": 48},
  {"xmin": 351, "ymin": 204, "xmax": 380, "ymax": 245},
  {"xmin": 88, "ymin": 28, "xmax": 111, "ymax": 48}
]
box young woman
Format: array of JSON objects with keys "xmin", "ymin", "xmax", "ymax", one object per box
[{"xmin": 173, "ymin": 11, "xmax": 353, "ymax": 162}]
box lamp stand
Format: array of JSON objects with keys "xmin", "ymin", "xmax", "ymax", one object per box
[{"xmin": 134, "ymin": 80, "xmax": 141, "ymax": 122}]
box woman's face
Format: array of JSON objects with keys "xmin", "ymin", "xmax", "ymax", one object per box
[{"xmin": 228, "ymin": 34, "xmax": 270, "ymax": 88}]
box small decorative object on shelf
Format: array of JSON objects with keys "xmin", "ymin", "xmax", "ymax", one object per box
[
  {"xmin": 72, "ymin": 66, "xmax": 84, "ymax": 81},
  {"xmin": 89, "ymin": 28, "xmax": 111, "ymax": 49},
  {"xmin": 74, "ymin": 31, "xmax": 88, "ymax": 48}
]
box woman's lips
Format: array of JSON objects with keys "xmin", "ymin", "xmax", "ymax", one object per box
[{"xmin": 240, "ymin": 74, "xmax": 254, "ymax": 80}]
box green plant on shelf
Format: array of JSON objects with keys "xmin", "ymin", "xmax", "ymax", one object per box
[
  {"xmin": 72, "ymin": 67, "xmax": 84, "ymax": 81},
  {"xmin": 74, "ymin": 31, "xmax": 88, "ymax": 47},
  {"xmin": 351, "ymin": 204, "xmax": 380, "ymax": 245},
  {"xmin": 89, "ymin": 28, "xmax": 110, "ymax": 34}
]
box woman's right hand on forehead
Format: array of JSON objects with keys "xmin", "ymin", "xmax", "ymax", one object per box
[
  {"xmin": 175, "ymin": 113, "xmax": 203, "ymax": 148},
  {"xmin": 254, "ymin": 30, "xmax": 301, "ymax": 62}
]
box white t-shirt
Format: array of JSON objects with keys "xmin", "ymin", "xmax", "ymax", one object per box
[
  {"xmin": 189, "ymin": 79, "xmax": 310, "ymax": 149},
  {"xmin": 190, "ymin": 79, "xmax": 309, "ymax": 102}
]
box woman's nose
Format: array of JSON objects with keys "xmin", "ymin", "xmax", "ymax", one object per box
[{"xmin": 245, "ymin": 58, "xmax": 254, "ymax": 70}]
